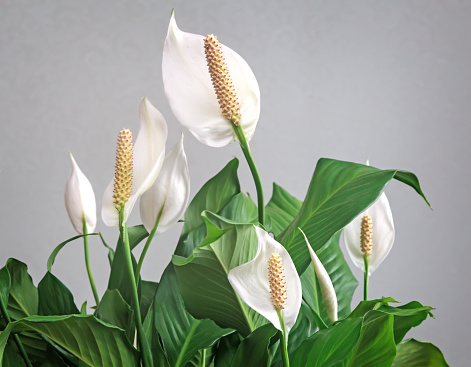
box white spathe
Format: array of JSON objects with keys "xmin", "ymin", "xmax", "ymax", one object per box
[
  {"xmin": 162, "ymin": 13, "xmax": 260, "ymax": 147},
  {"xmin": 140, "ymin": 133, "xmax": 190, "ymax": 234},
  {"xmin": 64, "ymin": 153, "xmax": 96, "ymax": 234},
  {"xmin": 102, "ymin": 97, "xmax": 168, "ymax": 226},
  {"xmin": 343, "ymin": 192, "xmax": 395, "ymax": 275},
  {"xmin": 299, "ymin": 228, "xmax": 338, "ymax": 323},
  {"xmin": 228, "ymin": 226, "xmax": 302, "ymax": 334}
]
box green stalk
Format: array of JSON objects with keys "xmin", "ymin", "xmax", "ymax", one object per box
[
  {"xmin": 119, "ymin": 210, "xmax": 152, "ymax": 367},
  {"xmin": 135, "ymin": 203, "xmax": 165, "ymax": 286},
  {"xmin": 276, "ymin": 308, "xmax": 290, "ymax": 367},
  {"xmin": 363, "ymin": 255, "xmax": 369, "ymax": 301},
  {"xmin": 0, "ymin": 296, "xmax": 33, "ymax": 367},
  {"xmin": 232, "ymin": 123, "xmax": 265, "ymax": 226},
  {"xmin": 82, "ymin": 219, "xmax": 99, "ymax": 306}
]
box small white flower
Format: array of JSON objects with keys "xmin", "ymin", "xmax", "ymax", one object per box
[
  {"xmin": 343, "ymin": 192, "xmax": 395, "ymax": 275},
  {"xmin": 64, "ymin": 153, "xmax": 96, "ymax": 234},
  {"xmin": 228, "ymin": 226, "xmax": 302, "ymax": 334}
]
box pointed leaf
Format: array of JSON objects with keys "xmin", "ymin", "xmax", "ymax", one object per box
[{"xmin": 38, "ymin": 272, "xmax": 79, "ymax": 316}]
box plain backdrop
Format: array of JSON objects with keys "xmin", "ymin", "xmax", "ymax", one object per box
[{"xmin": 1, "ymin": 1, "xmax": 469, "ymax": 365}]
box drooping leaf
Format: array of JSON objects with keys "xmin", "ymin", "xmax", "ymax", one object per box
[
  {"xmin": 277, "ymin": 159, "xmax": 430, "ymax": 274},
  {"xmin": 392, "ymin": 339, "xmax": 449, "ymax": 367},
  {"xmin": 38, "ymin": 272, "xmax": 79, "ymax": 316},
  {"xmin": 175, "ymin": 158, "xmax": 240, "ymax": 257},
  {"xmin": 154, "ymin": 264, "xmax": 233, "ymax": 367},
  {"xmin": 231, "ymin": 323, "xmax": 278, "ymax": 367},
  {"xmin": 0, "ymin": 315, "xmax": 139, "ymax": 367}
]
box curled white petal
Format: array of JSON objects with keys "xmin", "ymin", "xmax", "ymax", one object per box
[
  {"xmin": 343, "ymin": 192, "xmax": 395, "ymax": 274},
  {"xmin": 102, "ymin": 97, "xmax": 168, "ymax": 226},
  {"xmin": 64, "ymin": 153, "xmax": 96, "ymax": 234},
  {"xmin": 228, "ymin": 226, "xmax": 302, "ymax": 334},
  {"xmin": 140, "ymin": 133, "xmax": 190, "ymax": 234},
  {"xmin": 299, "ymin": 228, "xmax": 338, "ymax": 323},
  {"xmin": 162, "ymin": 13, "xmax": 260, "ymax": 147}
]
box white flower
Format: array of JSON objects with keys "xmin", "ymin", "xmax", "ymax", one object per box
[
  {"xmin": 140, "ymin": 133, "xmax": 190, "ymax": 234},
  {"xmin": 299, "ymin": 228, "xmax": 338, "ymax": 323},
  {"xmin": 343, "ymin": 192, "xmax": 395, "ymax": 275},
  {"xmin": 162, "ymin": 12, "xmax": 260, "ymax": 147},
  {"xmin": 101, "ymin": 97, "xmax": 168, "ymax": 226},
  {"xmin": 64, "ymin": 153, "xmax": 97, "ymax": 234},
  {"xmin": 228, "ymin": 226, "xmax": 302, "ymax": 334}
]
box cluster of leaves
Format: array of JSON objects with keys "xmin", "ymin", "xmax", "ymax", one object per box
[{"xmin": 0, "ymin": 158, "xmax": 448, "ymax": 366}]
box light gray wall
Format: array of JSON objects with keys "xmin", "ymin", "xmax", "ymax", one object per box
[{"xmin": 1, "ymin": 1, "xmax": 469, "ymax": 365}]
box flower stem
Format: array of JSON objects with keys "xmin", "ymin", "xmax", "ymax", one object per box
[
  {"xmin": 276, "ymin": 308, "xmax": 290, "ymax": 367},
  {"xmin": 0, "ymin": 296, "xmax": 33, "ymax": 367},
  {"xmin": 82, "ymin": 220, "xmax": 99, "ymax": 306},
  {"xmin": 119, "ymin": 210, "xmax": 152, "ymax": 367},
  {"xmin": 232, "ymin": 124, "xmax": 265, "ymax": 226},
  {"xmin": 135, "ymin": 203, "xmax": 165, "ymax": 286},
  {"xmin": 363, "ymin": 255, "xmax": 369, "ymax": 301}
]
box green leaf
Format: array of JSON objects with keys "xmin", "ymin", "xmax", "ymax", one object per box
[
  {"xmin": 95, "ymin": 289, "xmax": 134, "ymax": 341},
  {"xmin": 265, "ymin": 183, "xmax": 302, "ymax": 236},
  {"xmin": 377, "ymin": 302, "xmax": 434, "ymax": 344},
  {"xmin": 277, "ymin": 158, "xmax": 430, "ymax": 274},
  {"xmin": 142, "ymin": 301, "xmax": 170, "ymax": 367},
  {"xmin": 291, "ymin": 317, "xmax": 362, "ymax": 367},
  {"xmin": 3, "ymin": 345, "xmax": 27, "ymax": 367},
  {"xmin": 0, "ymin": 315, "xmax": 139, "ymax": 367},
  {"xmin": 340, "ymin": 310, "xmax": 396, "ymax": 367},
  {"xmin": 231, "ymin": 323, "xmax": 278, "ymax": 367},
  {"xmin": 5, "ymin": 259, "xmax": 38, "ymax": 320},
  {"xmin": 348, "ymin": 297, "xmax": 398, "ymax": 319},
  {"xmin": 140, "ymin": 280, "xmax": 158, "ymax": 320},
  {"xmin": 0, "ymin": 266, "xmax": 11, "ymax": 307},
  {"xmin": 392, "ymin": 339, "xmax": 449, "ymax": 367},
  {"xmin": 173, "ymin": 219, "xmax": 266, "ymax": 336},
  {"xmin": 175, "ymin": 158, "xmax": 240, "ymax": 257},
  {"xmin": 107, "ymin": 225, "xmax": 148, "ymax": 306},
  {"xmin": 46, "ymin": 233, "xmax": 99, "ymax": 272},
  {"xmin": 38, "ymin": 272, "xmax": 79, "ymax": 316},
  {"xmin": 155, "ymin": 265, "xmax": 233, "ymax": 367},
  {"xmin": 213, "ymin": 333, "xmax": 241, "ymax": 367}
]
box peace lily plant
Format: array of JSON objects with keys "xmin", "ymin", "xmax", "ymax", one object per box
[{"xmin": 0, "ymin": 11, "xmax": 448, "ymax": 367}]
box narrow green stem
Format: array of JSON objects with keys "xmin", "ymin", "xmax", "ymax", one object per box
[
  {"xmin": 82, "ymin": 220, "xmax": 99, "ymax": 306},
  {"xmin": 363, "ymin": 255, "xmax": 369, "ymax": 301},
  {"xmin": 119, "ymin": 211, "xmax": 152, "ymax": 367},
  {"xmin": 276, "ymin": 308, "xmax": 290, "ymax": 367},
  {"xmin": 135, "ymin": 204, "xmax": 165, "ymax": 286},
  {"xmin": 202, "ymin": 348, "xmax": 206, "ymax": 367},
  {"xmin": 232, "ymin": 123, "xmax": 265, "ymax": 226},
  {"xmin": 0, "ymin": 296, "xmax": 33, "ymax": 367}
]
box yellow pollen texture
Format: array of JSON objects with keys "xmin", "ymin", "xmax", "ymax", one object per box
[
  {"xmin": 113, "ymin": 128, "xmax": 133, "ymax": 212},
  {"xmin": 268, "ymin": 253, "xmax": 287, "ymax": 310},
  {"xmin": 204, "ymin": 34, "xmax": 241, "ymax": 125},
  {"xmin": 360, "ymin": 215, "xmax": 373, "ymax": 256}
]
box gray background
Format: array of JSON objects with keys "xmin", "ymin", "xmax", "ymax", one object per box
[{"xmin": 1, "ymin": 1, "xmax": 469, "ymax": 365}]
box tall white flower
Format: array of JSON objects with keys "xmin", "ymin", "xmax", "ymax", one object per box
[
  {"xmin": 228, "ymin": 226, "xmax": 302, "ymax": 334},
  {"xmin": 64, "ymin": 153, "xmax": 97, "ymax": 234},
  {"xmin": 101, "ymin": 97, "xmax": 168, "ymax": 226},
  {"xmin": 343, "ymin": 192, "xmax": 395, "ymax": 275},
  {"xmin": 162, "ymin": 12, "xmax": 260, "ymax": 147},
  {"xmin": 299, "ymin": 228, "xmax": 338, "ymax": 323},
  {"xmin": 140, "ymin": 133, "xmax": 190, "ymax": 234}
]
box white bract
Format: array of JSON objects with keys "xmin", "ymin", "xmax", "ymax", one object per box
[
  {"xmin": 228, "ymin": 226, "xmax": 302, "ymax": 334},
  {"xmin": 64, "ymin": 153, "xmax": 97, "ymax": 234},
  {"xmin": 140, "ymin": 133, "xmax": 190, "ymax": 234},
  {"xmin": 102, "ymin": 97, "xmax": 168, "ymax": 226},
  {"xmin": 162, "ymin": 13, "xmax": 260, "ymax": 147},
  {"xmin": 343, "ymin": 192, "xmax": 395, "ymax": 275},
  {"xmin": 299, "ymin": 228, "xmax": 338, "ymax": 323}
]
